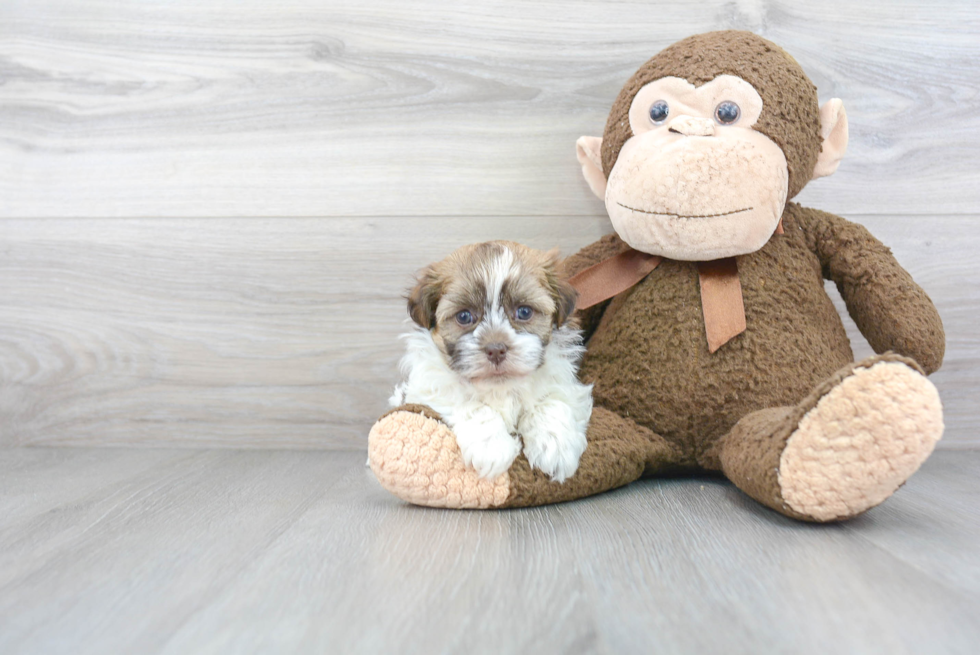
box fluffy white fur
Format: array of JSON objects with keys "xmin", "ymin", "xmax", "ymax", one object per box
[{"xmin": 390, "ymin": 324, "xmax": 593, "ymax": 482}]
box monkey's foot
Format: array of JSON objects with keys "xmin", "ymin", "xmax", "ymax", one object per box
[
  {"xmin": 716, "ymin": 354, "xmax": 944, "ymax": 522},
  {"xmin": 368, "ymin": 405, "xmax": 661, "ymax": 509},
  {"xmin": 368, "ymin": 405, "xmax": 511, "ymax": 509},
  {"xmin": 778, "ymin": 356, "xmax": 944, "ymax": 521}
]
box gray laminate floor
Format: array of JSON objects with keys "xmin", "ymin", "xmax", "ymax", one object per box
[{"xmin": 1, "ymin": 448, "xmax": 978, "ymax": 654}]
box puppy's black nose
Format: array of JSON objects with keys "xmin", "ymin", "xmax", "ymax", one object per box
[{"xmin": 485, "ymin": 343, "xmax": 508, "ymax": 366}]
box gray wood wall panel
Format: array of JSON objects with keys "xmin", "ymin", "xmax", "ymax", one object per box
[
  {"xmin": 0, "ymin": 216, "xmax": 611, "ymax": 447},
  {"xmin": 1, "ymin": 215, "xmax": 975, "ymax": 448},
  {"xmin": 1, "ymin": 0, "xmax": 978, "ymax": 218},
  {"xmin": 0, "ymin": 1, "xmax": 977, "ymax": 448}
]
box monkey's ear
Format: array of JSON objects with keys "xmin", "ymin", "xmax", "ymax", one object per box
[
  {"xmin": 407, "ymin": 266, "xmax": 441, "ymax": 329},
  {"xmin": 576, "ymin": 136, "xmax": 606, "ymax": 199},
  {"xmin": 812, "ymin": 99, "xmax": 848, "ymax": 180}
]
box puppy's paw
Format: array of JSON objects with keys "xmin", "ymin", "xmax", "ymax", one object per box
[
  {"xmin": 452, "ymin": 409, "xmax": 521, "ymax": 480},
  {"xmin": 520, "ymin": 403, "xmax": 588, "ymax": 483}
]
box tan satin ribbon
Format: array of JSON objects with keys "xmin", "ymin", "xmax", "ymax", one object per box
[
  {"xmin": 568, "ymin": 248, "xmax": 747, "ymax": 353},
  {"xmin": 696, "ymin": 257, "xmax": 746, "ymax": 353},
  {"xmin": 568, "ymin": 248, "xmax": 662, "ymax": 310}
]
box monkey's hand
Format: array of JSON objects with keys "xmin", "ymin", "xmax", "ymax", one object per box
[{"xmin": 798, "ymin": 204, "xmax": 945, "ymax": 374}]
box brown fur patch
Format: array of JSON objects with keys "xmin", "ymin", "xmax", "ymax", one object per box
[{"xmin": 600, "ymin": 30, "xmax": 822, "ymax": 201}]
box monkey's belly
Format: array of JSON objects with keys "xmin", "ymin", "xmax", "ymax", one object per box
[{"xmin": 578, "ymin": 257, "xmax": 854, "ymax": 463}]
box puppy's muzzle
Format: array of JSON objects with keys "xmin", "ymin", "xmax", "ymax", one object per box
[{"xmin": 485, "ymin": 343, "xmax": 508, "ymax": 366}]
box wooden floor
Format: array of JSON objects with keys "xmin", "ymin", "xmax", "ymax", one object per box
[{"xmin": 1, "ymin": 448, "xmax": 978, "ymax": 654}]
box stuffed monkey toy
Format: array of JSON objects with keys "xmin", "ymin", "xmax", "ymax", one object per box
[{"xmin": 368, "ymin": 30, "xmax": 945, "ymax": 522}]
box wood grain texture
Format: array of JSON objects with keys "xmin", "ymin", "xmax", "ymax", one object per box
[
  {"xmin": 0, "ymin": 216, "xmax": 611, "ymax": 448},
  {"xmin": 1, "ymin": 0, "xmax": 978, "ymax": 218},
  {"xmin": 1, "ymin": 214, "xmax": 976, "ymax": 448},
  {"xmin": 0, "ymin": 1, "xmax": 977, "ymax": 451},
  {"xmin": 0, "ymin": 448, "xmax": 977, "ymax": 654}
]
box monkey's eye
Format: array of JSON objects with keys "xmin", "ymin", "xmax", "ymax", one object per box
[
  {"xmin": 648, "ymin": 100, "xmax": 669, "ymax": 124},
  {"xmin": 714, "ymin": 101, "xmax": 741, "ymax": 125},
  {"xmin": 455, "ymin": 310, "xmax": 475, "ymax": 326},
  {"xmin": 515, "ymin": 306, "xmax": 533, "ymax": 321}
]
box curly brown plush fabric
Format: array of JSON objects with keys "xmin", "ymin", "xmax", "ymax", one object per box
[
  {"xmin": 369, "ymin": 204, "xmax": 945, "ymax": 519},
  {"xmin": 570, "ymin": 203, "xmax": 944, "ymax": 467},
  {"xmin": 501, "ymin": 406, "xmax": 685, "ymax": 508},
  {"xmin": 601, "ymin": 30, "xmax": 822, "ymax": 200}
]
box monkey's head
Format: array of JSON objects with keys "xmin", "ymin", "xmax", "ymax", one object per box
[{"xmin": 577, "ymin": 31, "xmax": 848, "ymax": 261}]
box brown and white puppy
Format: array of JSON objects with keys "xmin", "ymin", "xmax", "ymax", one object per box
[{"xmin": 390, "ymin": 241, "xmax": 592, "ymax": 482}]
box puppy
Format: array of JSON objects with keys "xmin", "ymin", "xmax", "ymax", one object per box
[{"xmin": 390, "ymin": 241, "xmax": 593, "ymax": 482}]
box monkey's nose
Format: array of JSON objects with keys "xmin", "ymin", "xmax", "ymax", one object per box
[
  {"xmin": 667, "ymin": 115, "xmax": 715, "ymax": 137},
  {"xmin": 485, "ymin": 343, "xmax": 508, "ymax": 366}
]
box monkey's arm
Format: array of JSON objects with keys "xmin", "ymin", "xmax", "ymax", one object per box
[
  {"xmin": 561, "ymin": 233, "xmax": 629, "ymax": 342},
  {"xmin": 794, "ymin": 204, "xmax": 945, "ymax": 374}
]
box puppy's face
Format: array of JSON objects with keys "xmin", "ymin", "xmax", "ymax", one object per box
[{"xmin": 408, "ymin": 241, "xmax": 577, "ymax": 381}]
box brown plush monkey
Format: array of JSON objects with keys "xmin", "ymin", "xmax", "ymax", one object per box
[{"xmin": 368, "ymin": 31, "xmax": 945, "ymax": 522}]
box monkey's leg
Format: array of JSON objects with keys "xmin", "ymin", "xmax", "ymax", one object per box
[
  {"xmin": 701, "ymin": 354, "xmax": 944, "ymax": 522},
  {"xmin": 368, "ymin": 404, "xmax": 682, "ymax": 509}
]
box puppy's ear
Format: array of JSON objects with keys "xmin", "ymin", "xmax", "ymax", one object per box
[
  {"xmin": 407, "ymin": 265, "xmax": 441, "ymax": 329},
  {"xmin": 552, "ymin": 278, "xmax": 578, "ymax": 327},
  {"xmin": 544, "ymin": 249, "xmax": 578, "ymax": 326}
]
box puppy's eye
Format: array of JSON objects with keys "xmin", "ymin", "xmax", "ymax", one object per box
[
  {"xmin": 714, "ymin": 101, "xmax": 740, "ymax": 125},
  {"xmin": 515, "ymin": 306, "xmax": 533, "ymax": 321},
  {"xmin": 648, "ymin": 100, "xmax": 669, "ymax": 124},
  {"xmin": 455, "ymin": 310, "xmax": 474, "ymax": 326}
]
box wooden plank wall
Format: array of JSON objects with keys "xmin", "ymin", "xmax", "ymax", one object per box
[{"xmin": 1, "ymin": 0, "xmax": 978, "ymax": 448}]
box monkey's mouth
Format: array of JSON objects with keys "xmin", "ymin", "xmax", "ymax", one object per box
[{"xmin": 616, "ymin": 203, "xmax": 753, "ymax": 219}]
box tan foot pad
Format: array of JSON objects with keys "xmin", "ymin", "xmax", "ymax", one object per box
[
  {"xmin": 368, "ymin": 410, "xmax": 511, "ymax": 509},
  {"xmin": 779, "ymin": 361, "xmax": 944, "ymax": 521}
]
